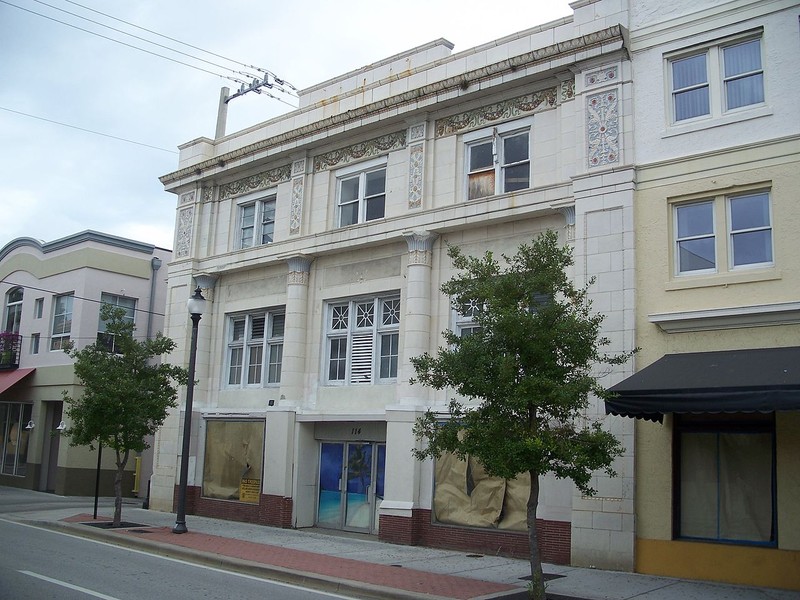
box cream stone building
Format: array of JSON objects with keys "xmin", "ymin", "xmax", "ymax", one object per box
[
  {"xmin": 0, "ymin": 231, "xmax": 170, "ymax": 496},
  {"xmin": 150, "ymin": 0, "xmax": 637, "ymax": 569},
  {"xmin": 606, "ymin": 0, "xmax": 800, "ymax": 590}
]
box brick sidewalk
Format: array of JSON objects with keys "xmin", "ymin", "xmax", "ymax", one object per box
[{"xmin": 64, "ymin": 514, "xmax": 522, "ymax": 600}]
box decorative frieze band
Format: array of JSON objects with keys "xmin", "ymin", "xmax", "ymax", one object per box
[
  {"xmin": 313, "ymin": 131, "xmax": 407, "ymax": 172},
  {"xmin": 179, "ymin": 191, "xmax": 195, "ymax": 204},
  {"xmin": 434, "ymin": 87, "xmax": 557, "ymax": 137},
  {"xmin": 586, "ymin": 89, "xmax": 620, "ymax": 168},
  {"xmin": 219, "ymin": 165, "xmax": 291, "ymax": 200},
  {"xmin": 202, "ymin": 187, "xmax": 214, "ymax": 203}
]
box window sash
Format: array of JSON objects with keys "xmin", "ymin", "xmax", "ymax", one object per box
[
  {"xmin": 326, "ymin": 296, "xmax": 400, "ymax": 384},
  {"xmin": 467, "ymin": 131, "xmax": 530, "ymax": 200},
  {"xmin": 337, "ymin": 168, "xmax": 386, "ymax": 227},
  {"xmin": 227, "ymin": 312, "xmax": 284, "ymax": 387},
  {"xmin": 669, "ymin": 37, "xmax": 764, "ymax": 123},
  {"xmin": 239, "ymin": 196, "xmax": 276, "ymax": 249},
  {"xmin": 729, "ymin": 192, "xmax": 772, "ymax": 267},
  {"xmin": 0, "ymin": 402, "xmax": 32, "ymax": 476},
  {"xmin": 50, "ymin": 294, "xmax": 73, "ymax": 350},
  {"xmin": 675, "ymin": 201, "xmax": 716, "ymax": 274}
]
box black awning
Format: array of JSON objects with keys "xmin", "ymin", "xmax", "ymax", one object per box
[{"xmin": 605, "ymin": 347, "xmax": 800, "ymax": 422}]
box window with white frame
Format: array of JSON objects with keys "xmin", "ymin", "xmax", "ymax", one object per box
[
  {"xmin": 97, "ymin": 293, "xmax": 136, "ymax": 352},
  {"xmin": 336, "ymin": 159, "xmax": 386, "ymax": 227},
  {"xmin": 466, "ymin": 127, "xmax": 530, "ymax": 200},
  {"xmin": 325, "ymin": 295, "xmax": 400, "ymax": 384},
  {"xmin": 50, "ymin": 293, "xmax": 73, "ymax": 351},
  {"xmin": 4, "ymin": 287, "xmax": 23, "ymax": 334},
  {"xmin": 669, "ymin": 35, "xmax": 764, "ymax": 123},
  {"xmin": 238, "ymin": 193, "xmax": 276, "ymax": 249},
  {"xmin": 674, "ymin": 190, "xmax": 772, "ymax": 276},
  {"xmin": 227, "ymin": 310, "xmax": 284, "ymax": 387}
]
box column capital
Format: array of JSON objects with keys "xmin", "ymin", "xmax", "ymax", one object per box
[
  {"xmin": 403, "ymin": 230, "xmax": 438, "ymax": 266},
  {"xmin": 286, "ymin": 254, "xmax": 313, "ymax": 285}
]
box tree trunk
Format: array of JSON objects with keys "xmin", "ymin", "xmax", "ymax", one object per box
[
  {"xmin": 527, "ymin": 470, "xmax": 545, "ymax": 600},
  {"xmin": 113, "ymin": 449, "xmax": 129, "ymax": 527}
]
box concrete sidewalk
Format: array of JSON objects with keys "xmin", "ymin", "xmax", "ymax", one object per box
[{"xmin": 1, "ymin": 487, "xmax": 794, "ymax": 600}]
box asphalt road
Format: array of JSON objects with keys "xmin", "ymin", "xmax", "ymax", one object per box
[{"xmin": 0, "ymin": 518, "xmax": 356, "ymax": 600}]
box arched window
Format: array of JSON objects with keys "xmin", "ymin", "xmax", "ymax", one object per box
[{"xmin": 4, "ymin": 287, "xmax": 23, "ymax": 334}]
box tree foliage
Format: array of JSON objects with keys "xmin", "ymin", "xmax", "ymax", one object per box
[
  {"xmin": 411, "ymin": 231, "xmax": 633, "ymax": 598},
  {"xmin": 63, "ymin": 303, "xmax": 189, "ymax": 525}
]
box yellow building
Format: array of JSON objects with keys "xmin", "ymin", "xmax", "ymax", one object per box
[{"xmin": 607, "ymin": 0, "xmax": 800, "ymax": 591}]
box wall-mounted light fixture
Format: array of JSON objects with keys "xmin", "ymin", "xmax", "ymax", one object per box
[
  {"xmin": 56, "ymin": 421, "xmax": 66, "ymax": 431},
  {"xmin": 25, "ymin": 420, "xmax": 35, "ymax": 430}
]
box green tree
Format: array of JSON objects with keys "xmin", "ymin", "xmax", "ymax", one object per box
[
  {"xmin": 62, "ymin": 304, "xmax": 189, "ymax": 527},
  {"xmin": 411, "ymin": 230, "xmax": 633, "ymax": 599}
]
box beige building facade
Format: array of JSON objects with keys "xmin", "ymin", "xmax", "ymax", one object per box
[
  {"xmin": 0, "ymin": 231, "xmax": 171, "ymax": 497},
  {"xmin": 606, "ymin": 0, "xmax": 800, "ymax": 590}
]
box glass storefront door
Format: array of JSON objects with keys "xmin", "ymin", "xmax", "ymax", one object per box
[{"xmin": 317, "ymin": 441, "xmax": 385, "ymax": 533}]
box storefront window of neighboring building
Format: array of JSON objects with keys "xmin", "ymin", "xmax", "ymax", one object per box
[
  {"xmin": 238, "ymin": 193, "xmax": 277, "ymax": 249},
  {"xmin": 466, "ymin": 129, "xmax": 530, "ymax": 200},
  {"xmin": 325, "ymin": 295, "xmax": 400, "ymax": 384},
  {"xmin": 669, "ymin": 36, "xmax": 764, "ymax": 123},
  {"xmin": 673, "ymin": 190, "xmax": 772, "ymax": 276},
  {"xmin": 0, "ymin": 402, "xmax": 33, "ymax": 476},
  {"xmin": 202, "ymin": 420, "xmax": 264, "ymax": 503},
  {"xmin": 97, "ymin": 293, "xmax": 136, "ymax": 353},
  {"xmin": 4, "ymin": 287, "xmax": 23, "ymax": 334},
  {"xmin": 227, "ymin": 310, "xmax": 284, "ymax": 387},
  {"xmin": 50, "ymin": 293, "xmax": 73, "ymax": 351},
  {"xmin": 336, "ymin": 159, "xmax": 387, "ymax": 227},
  {"xmin": 675, "ymin": 413, "xmax": 776, "ymax": 545}
]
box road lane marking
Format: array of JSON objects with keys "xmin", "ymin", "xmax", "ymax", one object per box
[
  {"xmin": 19, "ymin": 571, "xmax": 121, "ymax": 600},
  {"xmin": 2, "ymin": 519, "xmax": 353, "ymax": 599}
]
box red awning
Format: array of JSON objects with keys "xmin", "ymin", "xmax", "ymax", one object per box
[{"xmin": 0, "ymin": 368, "xmax": 35, "ymax": 395}]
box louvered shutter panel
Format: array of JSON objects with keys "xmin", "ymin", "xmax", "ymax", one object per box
[{"xmin": 349, "ymin": 333, "xmax": 373, "ymax": 384}]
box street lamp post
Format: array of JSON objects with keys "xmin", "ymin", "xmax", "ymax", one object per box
[{"xmin": 173, "ymin": 286, "xmax": 206, "ymax": 534}]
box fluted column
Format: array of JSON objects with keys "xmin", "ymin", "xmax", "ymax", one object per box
[
  {"xmin": 279, "ymin": 255, "xmax": 312, "ymax": 407},
  {"xmin": 397, "ymin": 230, "xmax": 437, "ymax": 404}
]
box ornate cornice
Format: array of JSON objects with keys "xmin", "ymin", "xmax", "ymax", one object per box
[
  {"xmin": 219, "ymin": 165, "xmax": 291, "ymax": 200},
  {"xmin": 313, "ymin": 131, "xmax": 406, "ymax": 172},
  {"xmin": 159, "ymin": 25, "xmax": 625, "ymax": 187},
  {"xmin": 434, "ymin": 87, "xmax": 557, "ymax": 137}
]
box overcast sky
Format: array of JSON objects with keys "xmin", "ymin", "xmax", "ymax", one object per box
[{"xmin": 0, "ymin": 0, "xmax": 573, "ymax": 250}]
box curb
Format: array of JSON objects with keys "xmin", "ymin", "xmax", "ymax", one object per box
[{"xmin": 26, "ymin": 518, "xmax": 518, "ymax": 600}]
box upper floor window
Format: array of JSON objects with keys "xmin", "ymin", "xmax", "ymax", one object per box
[
  {"xmin": 674, "ymin": 191, "xmax": 772, "ymax": 276},
  {"xmin": 50, "ymin": 293, "xmax": 73, "ymax": 351},
  {"xmin": 238, "ymin": 194, "xmax": 276, "ymax": 249},
  {"xmin": 4, "ymin": 287, "xmax": 23, "ymax": 334},
  {"xmin": 670, "ymin": 36, "xmax": 764, "ymax": 123},
  {"xmin": 325, "ymin": 295, "xmax": 400, "ymax": 385},
  {"xmin": 97, "ymin": 293, "xmax": 137, "ymax": 352},
  {"xmin": 336, "ymin": 159, "xmax": 386, "ymax": 227},
  {"xmin": 454, "ymin": 299, "xmax": 481, "ymax": 338},
  {"xmin": 466, "ymin": 128, "xmax": 530, "ymax": 200},
  {"xmin": 34, "ymin": 297, "xmax": 43, "ymax": 319},
  {"xmin": 227, "ymin": 310, "xmax": 284, "ymax": 387}
]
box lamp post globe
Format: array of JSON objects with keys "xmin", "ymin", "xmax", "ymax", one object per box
[{"xmin": 173, "ymin": 286, "xmax": 205, "ymax": 534}]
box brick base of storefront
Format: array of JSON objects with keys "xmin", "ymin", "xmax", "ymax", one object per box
[
  {"xmin": 379, "ymin": 509, "xmax": 571, "ymax": 565},
  {"xmin": 172, "ymin": 486, "xmax": 293, "ymax": 528}
]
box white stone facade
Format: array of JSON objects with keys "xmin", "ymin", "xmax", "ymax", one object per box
[{"xmin": 152, "ymin": 0, "xmax": 636, "ymax": 569}]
